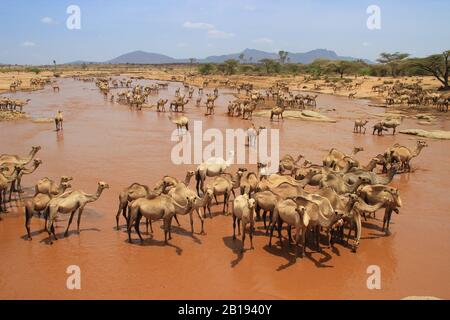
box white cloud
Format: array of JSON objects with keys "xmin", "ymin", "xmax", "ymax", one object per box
[
  {"xmin": 41, "ymin": 17, "xmax": 56, "ymax": 24},
  {"xmin": 253, "ymin": 37, "xmax": 274, "ymax": 44},
  {"xmin": 183, "ymin": 21, "xmax": 214, "ymax": 30},
  {"xmin": 22, "ymin": 41, "xmax": 36, "ymax": 47},
  {"xmin": 207, "ymin": 29, "xmax": 235, "ymax": 39}
]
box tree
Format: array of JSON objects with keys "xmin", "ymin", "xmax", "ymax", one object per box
[
  {"xmin": 189, "ymin": 58, "xmax": 196, "ymax": 71},
  {"xmin": 260, "ymin": 59, "xmax": 281, "ymax": 74},
  {"xmin": 376, "ymin": 52, "xmax": 410, "ymax": 77},
  {"xmin": 278, "ymin": 51, "xmax": 289, "ymax": 64},
  {"xmin": 238, "ymin": 53, "xmax": 245, "ymax": 64},
  {"xmin": 412, "ymin": 50, "xmax": 449, "ymax": 90},
  {"xmin": 198, "ymin": 63, "xmax": 214, "ymax": 75},
  {"xmin": 223, "ymin": 59, "xmax": 239, "ymax": 75},
  {"xmin": 327, "ymin": 60, "xmax": 353, "ymax": 78}
]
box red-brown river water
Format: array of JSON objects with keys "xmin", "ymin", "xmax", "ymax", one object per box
[{"xmin": 0, "ymin": 78, "xmax": 449, "ymax": 299}]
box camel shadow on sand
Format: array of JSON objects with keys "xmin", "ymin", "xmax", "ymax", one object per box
[
  {"xmin": 37, "ymin": 227, "xmax": 101, "ymax": 244},
  {"xmin": 125, "ymin": 237, "xmax": 183, "ymax": 256},
  {"xmin": 222, "ymin": 235, "xmax": 255, "ymax": 268}
]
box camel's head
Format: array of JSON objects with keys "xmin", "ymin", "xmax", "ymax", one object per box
[
  {"xmin": 61, "ymin": 181, "xmax": 72, "ymax": 190},
  {"xmin": 353, "ymin": 147, "xmax": 364, "ymax": 154},
  {"xmin": 257, "ymin": 162, "xmax": 267, "ymax": 169},
  {"xmin": 295, "ymin": 205, "xmax": 306, "ymax": 216},
  {"xmin": 238, "ymin": 168, "xmax": 248, "ymax": 173},
  {"xmin": 0, "ymin": 166, "xmax": 9, "ymax": 173},
  {"xmin": 417, "ymin": 140, "xmax": 428, "ymax": 148},
  {"xmin": 388, "ymin": 188, "xmax": 402, "ymax": 208},
  {"xmin": 205, "ymin": 188, "xmax": 214, "ymax": 198},
  {"xmin": 33, "ymin": 159, "xmax": 43, "ymax": 166},
  {"xmin": 247, "ymin": 198, "xmax": 256, "ymax": 210},
  {"xmin": 98, "ymin": 181, "xmax": 110, "ymax": 190},
  {"xmin": 186, "ymin": 171, "xmax": 195, "ymax": 178},
  {"xmin": 61, "ymin": 176, "xmax": 73, "ymax": 183},
  {"xmin": 32, "ymin": 146, "xmax": 42, "ymax": 153}
]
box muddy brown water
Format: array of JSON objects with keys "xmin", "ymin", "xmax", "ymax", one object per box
[{"xmin": 0, "ymin": 78, "xmax": 449, "ymax": 299}]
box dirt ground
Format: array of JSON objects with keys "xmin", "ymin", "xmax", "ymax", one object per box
[{"xmin": 0, "ymin": 73, "xmax": 449, "ymax": 300}]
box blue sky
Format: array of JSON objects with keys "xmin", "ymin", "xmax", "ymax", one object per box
[{"xmin": 1, "ymin": 0, "xmax": 449, "ymax": 65}]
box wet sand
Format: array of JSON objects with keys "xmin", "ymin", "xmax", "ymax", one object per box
[{"xmin": 0, "ymin": 78, "xmax": 449, "ymax": 299}]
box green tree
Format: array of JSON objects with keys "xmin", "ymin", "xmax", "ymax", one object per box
[
  {"xmin": 327, "ymin": 60, "xmax": 353, "ymax": 78},
  {"xmin": 376, "ymin": 52, "xmax": 410, "ymax": 77},
  {"xmin": 411, "ymin": 50, "xmax": 449, "ymax": 90},
  {"xmin": 198, "ymin": 63, "xmax": 215, "ymax": 75},
  {"xmin": 260, "ymin": 59, "xmax": 281, "ymax": 74},
  {"xmin": 223, "ymin": 59, "xmax": 239, "ymax": 75}
]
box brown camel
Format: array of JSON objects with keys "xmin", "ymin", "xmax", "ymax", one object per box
[{"xmin": 46, "ymin": 182, "xmax": 110, "ymax": 244}]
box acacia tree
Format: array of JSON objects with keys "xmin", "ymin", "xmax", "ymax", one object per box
[
  {"xmin": 327, "ymin": 60, "xmax": 353, "ymax": 78},
  {"xmin": 412, "ymin": 50, "xmax": 449, "ymax": 90},
  {"xmin": 376, "ymin": 52, "xmax": 410, "ymax": 77},
  {"xmin": 223, "ymin": 59, "xmax": 239, "ymax": 75},
  {"xmin": 278, "ymin": 51, "xmax": 289, "ymax": 64}
]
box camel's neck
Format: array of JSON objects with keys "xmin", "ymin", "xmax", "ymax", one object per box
[
  {"xmin": 86, "ymin": 186, "xmax": 105, "ymax": 203},
  {"xmin": 413, "ymin": 145, "xmax": 425, "ymax": 158},
  {"xmin": 348, "ymin": 179, "xmax": 364, "ymax": 193},
  {"xmin": 23, "ymin": 149, "xmax": 37, "ymax": 165},
  {"xmin": 233, "ymin": 174, "xmax": 242, "ymax": 189},
  {"xmin": 363, "ymin": 160, "xmax": 377, "ymax": 172},
  {"xmin": 354, "ymin": 200, "xmax": 384, "ymax": 213},
  {"xmin": 24, "ymin": 163, "xmax": 40, "ymax": 174},
  {"xmin": 184, "ymin": 174, "xmax": 192, "ymax": 186},
  {"xmin": 6, "ymin": 168, "xmax": 21, "ymax": 182}
]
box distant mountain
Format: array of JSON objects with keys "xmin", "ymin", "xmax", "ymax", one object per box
[
  {"xmin": 105, "ymin": 50, "xmax": 182, "ymax": 64},
  {"xmin": 64, "ymin": 48, "xmax": 372, "ymax": 65}
]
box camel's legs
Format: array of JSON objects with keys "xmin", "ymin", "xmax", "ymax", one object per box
[
  {"xmin": 135, "ymin": 215, "xmax": 144, "ymax": 243},
  {"xmin": 241, "ymin": 221, "xmax": 246, "ymax": 253},
  {"xmin": 232, "ymin": 215, "xmax": 237, "ymax": 240},
  {"xmin": 115, "ymin": 201, "xmax": 127, "ymax": 230},
  {"xmin": 249, "ymin": 221, "xmax": 254, "ymax": 250},
  {"xmin": 195, "ymin": 209, "xmax": 205, "ymax": 234},
  {"xmin": 64, "ymin": 210, "xmax": 77, "ymax": 237},
  {"xmin": 76, "ymin": 205, "xmax": 86, "ymax": 234},
  {"xmin": 25, "ymin": 206, "xmax": 33, "ymax": 240}
]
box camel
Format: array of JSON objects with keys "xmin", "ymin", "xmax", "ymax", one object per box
[
  {"xmin": 0, "ymin": 165, "xmax": 23, "ymax": 212},
  {"xmin": 257, "ymin": 173, "xmax": 305, "ymax": 192},
  {"xmin": 269, "ymin": 199, "xmax": 307, "ymax": 258},
  {"xmin": 253, "ymin": 190, "xmax": 282, "ymax": 232},
  {"xmin": 55, "ymin": 111, "xmax": 63, "ymax": 131},
  {"xmin": 232, "ymin": 194, "xmax": 256, "ymax": 253},
  {"xmin": 0, "ymin": 146, "xmax": 41, "ymax": 167},
  {"xmin": 389, "ymin": 140, "xmax": 428, "ymax": 172},
  {"xmin": 279, "ymin": 154, "xmax": 304, "ymax": 175},
  {"xmin": 206, "ymin": 170, "xmax": 243, "ymax": 215},
  {"xmin": 126, "ymin": 194, "xmax": 195, "ymax": 244},
  {"xmin": 170, "ymin": 98, "xmax": 190, "ymax": 112},
  {"xmin": 323, "ymin": 147, "xmax": 364, "ymax": 169},
  {"xmin": 156, "ymin": 99, "xmax": 168, "ymax": 112},
  {"xmin": 356, "ymin": 184, "xmax": 402, "ymax": 233},
  {"xmin": 115, "ymin": 182, "xmax": 152, "ymax": 230},
  {"xmin": 373, "ymin": 122, "xmax": 388, "ymax": 135},
  {"xmin": 52, "ymin": 83, "xmax": 60, "ymax": 93},
  {"xmin": 24, "ymin": 181, "xmax": 72, "ymax": 240},
  {"xmin": 167, "ymin": 171, "xmax": 206, "ymax": 234},
  {"xmin": 320, "ymin": 174, "xmax": 370, "ymax": 195},
  {"xmin": 284, "ymin": 194, "xmax": 344, "ymax": 253},
  {"xmin": 9, "ymin": 159, "xmax": 42, "ymax": 194},
  {"xmin": 239, "ymin": 171, "xmax": 259, "ymax": 197},
  {"xmin": 343, "ymin": 164, "xmax": 398, "ymax": 185},
  {"xmin": 382, "ymin": 120, "xmax": 401, "ymax": 135},
  {"xmin": 242, "ymin": 102, "xmax": 257, "ymax": 120},
  {"xmin": 35, "ymin": 176, "xmax": 73, "ymax": 196},
  {"xmin": 195, "ymin": 150, "xmax": 234, "ymax": 195},
  {"xmin": 354, "ymin": 120, "xmax": 369, "ymax": 134},
  {"xmin": 45, "ymin": 182, "xmax": 110, "ymax": 244},
  {"xmin": 169, "ymin": 115, "xmax": 189, "ymax": 133},
  {"xmin": 270, "ymin": 105, "xmax": 286, "ymax": 121}
]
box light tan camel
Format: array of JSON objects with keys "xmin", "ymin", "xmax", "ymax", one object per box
[
  {"xmin": 356, "ymin": 184, "xmax": 402, "ymax": 233},
  {"xmin": 253, "ymin": 190, "xmax": 281, "ymax": 232},
  {"xmin": 24, "ymin": 181, "xmax": 72, "ymax": 240},
  {"xmin": 11, "ymin": 159, "xmax": 42, "ymax": 193},
  {"xmin": 126, "ymin": 194, "xmax": 195, "ymax": 244},
  {"xmin": 320, "ymin": 174, "xmax": 370, "ymax": 195},
  {"xmin": 206, "ymin": 170, "xmax": 243, "ymax": 215},
  {"xmin": 169, "ymin": 115, "xmax": 189, "ymax": 133},
  {"xmin": 270, "ymin": 105, "xmax": 286, "ymax": 121},
  {"xmin": 35, "ymin": 176, "xmax": 73, "ymax": 196},
  {"xmin": 55, "ymin": 111, "xmax": 63, "ymax": 131},
  {"xmin": 239, "ymin": 171, "xmax": 259, "ymax": 196},
  {"xmin": 0, "ymin": 165, "xmax": 23, "ymax": 212},
  {"xmin": 269, "ymin": 199, "xmax": 306, "ymax": 259},
  {"xmin": 156, "ymin": 99, "xmax": 168, "ymax": 112},
  {"xmin": 46, "ymin": 181, "xmax": 110, "ymax": 244},
  {"xmin": 353, "ymin": 120, "xmax": 369, "ymax": 134},
  {"xmin": 323, "ymin": 147, "xmax": 364, "ymax": 169},
  {"xmin": 279, "ymin": 154, "xmax": 304, "ymax": 175},
  {"xmin": 232, "ymin": 194, "xmax": 256, "ymax": 253},
  {"xmin": 195, "ymin": 151, "xmax": 234, "ymax": 195},
  {"xmin": 0, "ymin": 146, "xmax": 41, "ymax": 166},
  {"xmin": 389, "ymin": 140, "xmax": 428, "ymax": 172}
]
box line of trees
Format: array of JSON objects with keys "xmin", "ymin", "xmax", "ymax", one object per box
[{"xmin": 197, "ymin": 50, "xmax": 450, "ymax": 90}]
